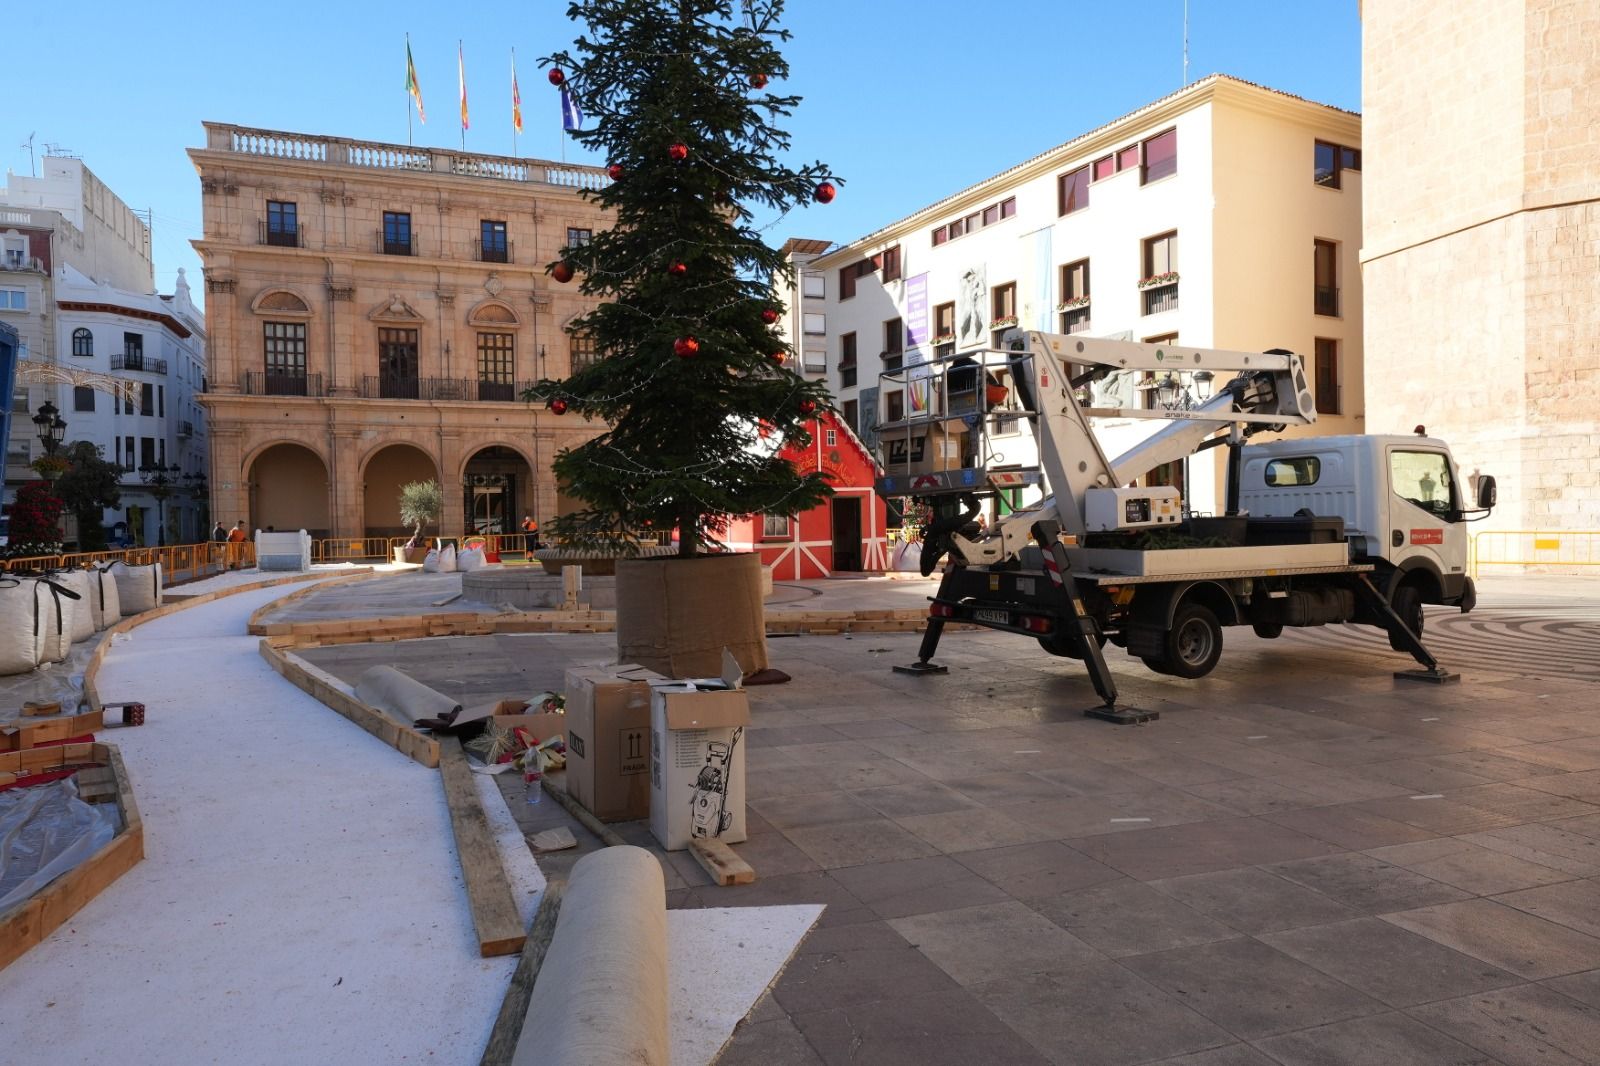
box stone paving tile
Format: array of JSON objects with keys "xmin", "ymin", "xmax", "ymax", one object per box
[
  {"xmin": 1492, "ymin": 879, "xmax": 1600, "ymax": 940},
  {"xmin": 1381, "ymin": 898, "xmax": 1600, "ymax": 979},
  {"xmin": 893, "ymin": 805, "xmax": 1062, "ymax": 854},
  {"xmin": 1261, "ymin": 765, "xmax": 1416, "ymax": 804},
  {"xmin": 1355, "ymin": 757, "xmax": 1499, "ymax": 793},
  {"xmin": 1365, "ymin": 837, "xmax": 1576, "ymax": 896},
  {"xmin": 1408, "ymin": 983, "xmax": 1600, "ymax": 1066},
  {"xmin": 1542, "ymin": 968, "xmax": 1600, "ymax": 1008},
  {"xmin": 1123, "ymin": 937, "xmax": 1384, "ymax": 1040},
  {"xmin": 750, "ymin": 790, "xmax": 881, "ymax": 829},
  {"xmin": 1113, "ymin": 754, "xmax": 1246, "ymax": 788},
  {"xmin": 829, "ymin": 855, "xmax": 1011, "ymax": 920},
  {"xmin": 1428, "ymin": 747, "xmax": 1579, "ymax": 782},
  {"xmin": 973, "ymin": 958, "xmax": 1233, "ymax": 1066},
  {"xmin": 1253, "ymin": 1011, "xmax": 1499, "ymax": 1066},
  {"xmin": 1261, "ymin": 804, "xmax": 1439, "ymax": 850},
  {"xmin": 850, "ymin": 780, "xmax": 979, "ymax": 819},
  {"xmin": 1458, "ymin": 823, "xmax": 1600, "ymax": 876},
  {"xmin": 824, "ymin": 717, "xmax": 924, "ymax": 739},
  {"xmin": 1447, "ymin": 782, "xmax": 1600, "ymax": 822},
  {"xmin": 1031, "ymin": 879, "xmax": 1239, "ymax": 958},
  {"xmin": 1513, "ymin": 769, "xmax": 1600, "ymax": 801},
  {"xmin": 1148, "ymin": 867, "xmax": 1359, "ymax": 934},
  {"xmin": 1028, "ymin": 757, "xmax": 1170, "ymax": 795},
  {"xmin": 1259, "ymin": 917, "xmax": 1521, "ymax": 1007},
  {"xmin": 784, "ymin": 817, "xmax": 941, "ymax": 871},
  {"xmin": 724, "ymin": 828, "xmax": 823, "ymax": 877},
  {"xmin": 955, "ymin": 841, "xmax": 1123, "ymax": 900},
  {"xmin": 1069, "ymin": 817, "xmax": 1341, "ymax": 882},
  {"xmin": 1142, "ymin": 1046, "xmax": 1278, "ymax": 1066},
  {"xmin": 770, "ymin": 920, "xmax": 958, "ymax": 1015},
  {"xmin": 715, "ymin": 1016, "xmax": 826, "ymax": 1066},
  {"xmin": 1265, "ymin": 733, "xmax": 1459, "ymax": 768},
  {"xmin": 946, "ymin": 770, "xmax": 1075, "ymax": 807},
  {"xmin": 1264, "ymin": 852, "xmax": 1472, "ymax": 913},
  {"xmin": 1350, "ymin": 794, "xmax": 1523, "ymax": 836},
  {"xmin": 1493, "ymin": 742, "xmax": 1600, "ymax": 774},
  {"xmin": 1178, "ymin": 776, "xmax": 1326, "ymax": 816},
  {"xmin": 889, "ymin": 900, "xmax": 1103, "ymax": 986},
  {"xmin": 1552, "ymin": 812, "xmax": 1600, "ymax": 840},
  {"xmin": 793, "ymin": 987, "xmax": 1051, "ymax": 1066}
]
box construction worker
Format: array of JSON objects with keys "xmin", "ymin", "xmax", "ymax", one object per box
[{"xmin": 520, "ymin": 514, "xmax": 540, "ymax": 550}]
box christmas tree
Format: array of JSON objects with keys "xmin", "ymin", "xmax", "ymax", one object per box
[{"xmin": 532, "ymin": 0, "xmax": 837, "ymax": 558}]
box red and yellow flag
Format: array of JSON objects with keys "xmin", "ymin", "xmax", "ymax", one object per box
[
  {"xmin": 512, "ymin": 50, "xmax": 523, "ymax": 135},
  {"xmin": 405, "ymin": 38, "xmax": 426, "ymax": 123},
  {"xmin": 458, "ymin": 42, "xmax": 470, "ymax": 131}
]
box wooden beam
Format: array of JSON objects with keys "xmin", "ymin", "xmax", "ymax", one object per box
[
  {"xmin": 257, "ymin": 641, "xmax": 440, "ymax": 768},
  {"xmin": 539, "ymin": 775, "xmax": 628, "ymax": 848},
  {"xmin": 437, "ymin": 736, "xmax": 526, "ymax": 958},
  {"xmin": 478, "ymin": 882, "xmax": 564, "ymax": 1066},
  {"xmin": 689, "ymin": 839, "xmax": 756, "ymax": 887}
]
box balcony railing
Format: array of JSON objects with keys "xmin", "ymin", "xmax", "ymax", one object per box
[
  {"xmin": 0, "ymin": 255, "xmax": 44, "ymax": 273},
  {"xmin": 111, "ymin": 352, "xmax": 169, "ymax": 374},
  {"xmin": 477, "ymin": 379, "xmax": 516, "ymax": 402},
  {"xmin": 475, "ymin": 239, "xmax": 514, "ymax": 264},
  {"xmin": 1315, "ymin": 285, "xmax": 1340, "ymax": 317},
  {"xmin": 259, "ymin": 221, "xmax": 305, "ymax": 247},
  {"xmin": 1142, "ymin": 282, "xmax": 1179, "ymax": 316},
  {"xmin": 242, "ymin": 370, "xmax": 325, "ymax": 397},
  {"xmin": 178, "ymin": 420, "xmax": 194, "ymax": 438},
  {"xmin": 378, "ymin": 230, "xmax": 417, "ymax": 256},
  {"xmin": 352, "ymin": 376, "xmax": 536, "ymax": 402}
]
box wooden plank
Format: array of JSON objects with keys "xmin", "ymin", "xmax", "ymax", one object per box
[
  {"xmin": 0, "ymin": 710, "xmax": 104, "ymax": 752},
  {"xmin": 689, "ymin": 839, "xmax": 756, "ymax": 887},
  {"xmin": 479, "ymin": 882, "xmax": 565, "ymax": 1066},
  {"xmin": 539, "ymin": 775, "xmax": 628, "ymax": 848},
  {"xmin": 437, "ymin": 736, "xmax": 526, "ymax": 958},
  {"xmin": 258, "ymin": 641, "xmax": 439, "ymax": 768}
]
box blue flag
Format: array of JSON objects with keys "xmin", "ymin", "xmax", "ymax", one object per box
[{"xmin": 560, "ymin": 86, "xmax": 583, "ymax": 130}]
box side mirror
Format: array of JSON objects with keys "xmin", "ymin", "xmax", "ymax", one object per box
[{"xmin": 1476, "ymin": 475, "xmax": 1497, "ymax": 510}]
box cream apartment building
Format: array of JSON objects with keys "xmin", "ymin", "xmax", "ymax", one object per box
[
  {"xmin": 1362, "ymin": 0, "xmax": 1600, "ymax": 536},
  {"xmin": 811, "ymin": 75, "xmax": 1364, "ymax": 517},
  {"xmin": 189, "ymin": 124, "xmax": 612, "ymax": 539}
]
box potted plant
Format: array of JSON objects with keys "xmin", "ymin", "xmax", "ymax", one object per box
[
  {"xmin": 530, "ymin": 0, "xmax": 836, "ymax": 677},
  {"xmin": 394, "ymin": 479, "xmax": 442, "ymax": 564}
]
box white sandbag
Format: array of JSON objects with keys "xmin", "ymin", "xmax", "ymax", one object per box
[
  {"xmin": 61, "ymin": 570, "xmax": 96, "ymax": 643},
  {"xmin": 457, "ymin": 546, "xmax": 485, "ymax": 572},
  {"xmin": 422, "ymin": 547, "xmax": 441, "ymax": 573},
  {"xmin": 111, "ymin": 561, "xmax": 163, "ymax": 614},
  {"xmin": 0, "ymin": 579, "xmax": 44, "ymax": 675},
  {"xmin": 892, "ymin": 540, "xmax": 923, "ymax": 573},
  {"xmin": 91, "ymin": 566, "xmax": 122, "ymax": 630},
  {"xmin": 438, "ymin": 544, "xmax": 458, "ymax": 573},
  {"xmin": 34, "ymin": 578, "xmax": 77, "ymax": 664}
]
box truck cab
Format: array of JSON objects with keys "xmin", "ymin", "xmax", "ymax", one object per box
[{"xmin": 1238, "ymin": 433, "xmax": 1495, "ymax": 612}]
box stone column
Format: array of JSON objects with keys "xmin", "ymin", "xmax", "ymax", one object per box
[
  {"xmin": 330, "ymin": 428, "xmax": 363, "ymax": 538},
  {"xmin": 438, "ymin": 430, "xmax": 465, "ymax": 535}
]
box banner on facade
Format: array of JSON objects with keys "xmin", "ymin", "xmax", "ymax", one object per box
[
  {"xmin": 904, "ymin": 273, "xmax": 929, "ymax": 347},
  {"xmin": 956, "ymin": 265, "xmax": 986, "ymax": 349}
]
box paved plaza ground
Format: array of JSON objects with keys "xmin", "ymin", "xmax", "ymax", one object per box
[{"xmin": 285, "ymin": 571, "xmax": 1600, "ymax": 1066}]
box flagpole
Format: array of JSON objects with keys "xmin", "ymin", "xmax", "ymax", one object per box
[
  {"xmin": 459, "ymin": 39, "xmax": 467, "ymax": 152},
  {"xmin": 406, "ymin": 34, "xmax": 413, "ymax": 146},
  {"xmin": 512, "ymin": 48, "xmax": 518, "ymax": 158}
]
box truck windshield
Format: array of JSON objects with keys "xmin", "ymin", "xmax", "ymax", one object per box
[{"xmin": 1390, "ymin": 450, "xmax": 1454, "ymax": 515}]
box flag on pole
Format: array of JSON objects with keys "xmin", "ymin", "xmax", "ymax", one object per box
[
  {"xmin": 405, "ymin": 39, "xmax": 426, "ymax": 123},
  {"xmin": 458, "ymin": 42, "xmax": 470, "ymax": 131},
  {"xmin": 511, "ymin": 51, "xmax": 523, "ymax": 135},
  {"xmin": 560, "ymin": 86, "xmax": 582, "ymax": 131}
]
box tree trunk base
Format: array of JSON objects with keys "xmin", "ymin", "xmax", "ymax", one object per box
[{"xmin": 615, "ymin": 553, "xmax": 769, "ymax": 678}]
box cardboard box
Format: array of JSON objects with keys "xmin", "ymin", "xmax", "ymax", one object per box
[
  {"xmin": 564, "ymin": 667, "xmax": 654, "ymax": 822},
  {"xmin": 648, "ymin": 651, "xmax": 750, "ymax": 852}
]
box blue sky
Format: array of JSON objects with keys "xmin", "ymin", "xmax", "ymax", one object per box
[{"xmin": 3, "ymin": 1, "xmax": 1359, "ymax": 305}]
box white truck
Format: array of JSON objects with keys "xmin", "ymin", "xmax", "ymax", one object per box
[{"xmin": 873, "ymin": 331, "xmax": 1496, "ymax": 722}]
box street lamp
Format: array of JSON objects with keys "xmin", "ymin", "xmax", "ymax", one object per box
[
  {"xmin": 139, "ymin": 462, "xmax": 183, "ymax": 547},
  {"xmin": 32, "ymin": 401, "xmax": 67, "ymax": 455}
]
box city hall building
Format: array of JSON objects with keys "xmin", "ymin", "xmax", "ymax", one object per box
[{"xmin": 189, "ymin": 123, "xmax": 612, "ymax": 539}]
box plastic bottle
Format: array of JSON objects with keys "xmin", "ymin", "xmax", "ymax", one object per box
[{"xmin": 524, "ymin": 765, "xmax": 543, "ymax": 805}]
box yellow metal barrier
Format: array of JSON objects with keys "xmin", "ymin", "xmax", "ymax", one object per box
[
  {"xmin": 1471, "ymin": 530, "xmax": 1600, "ymax": 578},
  {"xmin": 0, "ymin": 540, "xmax": 254, "ymax": 585}
]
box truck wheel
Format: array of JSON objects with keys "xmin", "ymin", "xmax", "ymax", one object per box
[
  {"xmin": 1157, "ymin": 603, "xmax": 1224, "ymax": 679},
  {"xmin": 1252, "ymin": 622, "xmax": 1284, "ymax": 640},
  {"xmin": 1038, "ymin": 630, "xmax": 1107, "ymax": 659},
  {"xmin": 1388, "ymin": 584, "xmax": 1424, "ymax": 652},
  {"xmin": 1141, "ymin": 656, "xmax": 1174, "ymax": 676}
]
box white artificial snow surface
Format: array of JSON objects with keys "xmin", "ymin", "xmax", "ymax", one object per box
[{"xmin": 0, "ymin": 580, "xmax": 533, "ymax": 1065}]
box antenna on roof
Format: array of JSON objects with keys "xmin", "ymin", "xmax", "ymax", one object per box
[
  {"xmin": 20, "ymin": 132, "xmax": 35, "ymax": 177},
  {"xmin": 42, "ymin": 142, "xmax": 79, "ymax": 160}
]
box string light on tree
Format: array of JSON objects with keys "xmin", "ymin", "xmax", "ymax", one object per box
[{"xmin": 668, "ymin": 261, "xmax": 688, "ymax": 276}]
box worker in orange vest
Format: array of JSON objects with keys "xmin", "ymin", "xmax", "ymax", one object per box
[
  {"xmin": 226, "ymin": 520, "xmax": 248, "ymax": 569},
  {"xmin": 520, "ymin": 514, "xmax": 540, "ymax": 550}
]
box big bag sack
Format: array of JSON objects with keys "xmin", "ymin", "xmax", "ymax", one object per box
[
  {"xmin": 111, "ymin": 560, "xmax": 163, "ymax": 614},
  {"xmin": 0, "ymin": 578, "xmax": 45, "ymax": 675}
]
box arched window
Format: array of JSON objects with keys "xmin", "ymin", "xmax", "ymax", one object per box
[{"xmin": 72, "ymin": 328, "xmax": 93, "ymax": 357}]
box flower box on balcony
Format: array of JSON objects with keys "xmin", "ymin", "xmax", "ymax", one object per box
[
  {"xmin": 1057, "ymin": 295, "xmax": 1091, "ymax": 311},
  {"xmin": 1137, "ymin": 272, "xmax": 1180, "ymax": 290},
  {"xmin": 932, "ymin": 333, "xmax": 956, "ymax": 346},
  {"xmin": 989, "ymin": 316, "xmax": 1019, "ymax": 331}
]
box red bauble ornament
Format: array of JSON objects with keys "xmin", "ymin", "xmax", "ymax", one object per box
[
  {"xmin": 551, "ymin": 261, "xmax": 575, "ymax": 284},
  {"xmin": 813, "ymin": 181, "xmax": 836, "ymax": 204},
  {"xmin": 798, "ymin": 399, "xmax": 817, "ymax": 415},
  {"xmin": 668, "ymin": 143, "xmax": 689, "ymax": 162},
  {"xmin": 668, "ymin": 261, "xmax": 688, "ymax": 277},
  {"xmin": 674, "ymin": 336, "xmax": 700, "ymax": 358},
  {"xmin": 770, "ymin": 351, "xmax": 785, "ymax": 363},
  {"xmin": 761, "ymin": 308, "xmax": 779, "ymax": 324},
  {"xmin": 607, "ymin": 163, "xmax": 624, "ymax": 181},
  {"xmin": 750, "ymin": 72, "xmax": 768, "ymax": 89},
  {"xmin": 549, "ymin": 399, "xmax": 568, "ymax": 415},
  {"xmin": 547, "ymin": 69, "xmax": 565, "ymax": 86}
]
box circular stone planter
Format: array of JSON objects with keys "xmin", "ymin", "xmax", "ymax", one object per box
[
  {"xmin": 532, "ymin": 544, "xmax": 678, "ymax": 577},
  {"xmin": 461, "ymin": 565, "xmax": 618, "ymax": 610}
]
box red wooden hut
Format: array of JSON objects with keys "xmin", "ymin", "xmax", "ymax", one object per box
[{"xmin": 722, "ymin": 410, "xmax": 889, "ymax": 578}]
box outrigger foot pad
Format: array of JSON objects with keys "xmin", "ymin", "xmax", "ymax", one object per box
[
  {"xmin": 893, "ymin": 661, "xmax": 949, "ymax": 676},
  {"xmin": 1085, "ymin": 704, "xmax": 1159, "ymax": 725},
  {"xmin": 1394, "ymin": 668, "xmax": 1461, "ymax": 685}
]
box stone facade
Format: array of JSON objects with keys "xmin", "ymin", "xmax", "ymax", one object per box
[
  {"xmin": 1362, "ymin": 0, "xmax": 1600, "ymax": 534},
  {"xmin": 188, "ymin": 124, "xmax": 613, "ymax": 539}
]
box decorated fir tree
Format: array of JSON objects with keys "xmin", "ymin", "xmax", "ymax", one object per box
[{"xmin": 532, "ymin": 0, "xmax": 837, "ymax": 559}]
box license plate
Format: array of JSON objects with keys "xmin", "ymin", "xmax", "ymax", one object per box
[{"xmin": 974, "ymin": 609, "xmax": 1010, "ymax": 625}]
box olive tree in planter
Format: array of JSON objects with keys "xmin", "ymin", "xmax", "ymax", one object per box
[
  {"xmin": 395, "ymin": 479, "xmax": 442, "ymax": 564},
  {"xmin": 531, "ymin": 0, "xmax": 836, "ymax": 676}
]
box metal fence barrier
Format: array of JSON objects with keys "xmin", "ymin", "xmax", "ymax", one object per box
[
  {"xmin": 1471, "ymin": 530, "xmax": 1600, "ymax": 578},
  {"xmin": 0, "ymin": 541, "xmax": 257, "ymax": 586}
]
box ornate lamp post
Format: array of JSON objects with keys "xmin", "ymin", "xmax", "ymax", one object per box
[
  {"xmin": 138, "ymin": 462, "xmax": 183, "ymax": 547},
  {"xmin": 31, "ymin": 401, "xmax": 68, "ymax": 481}
]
